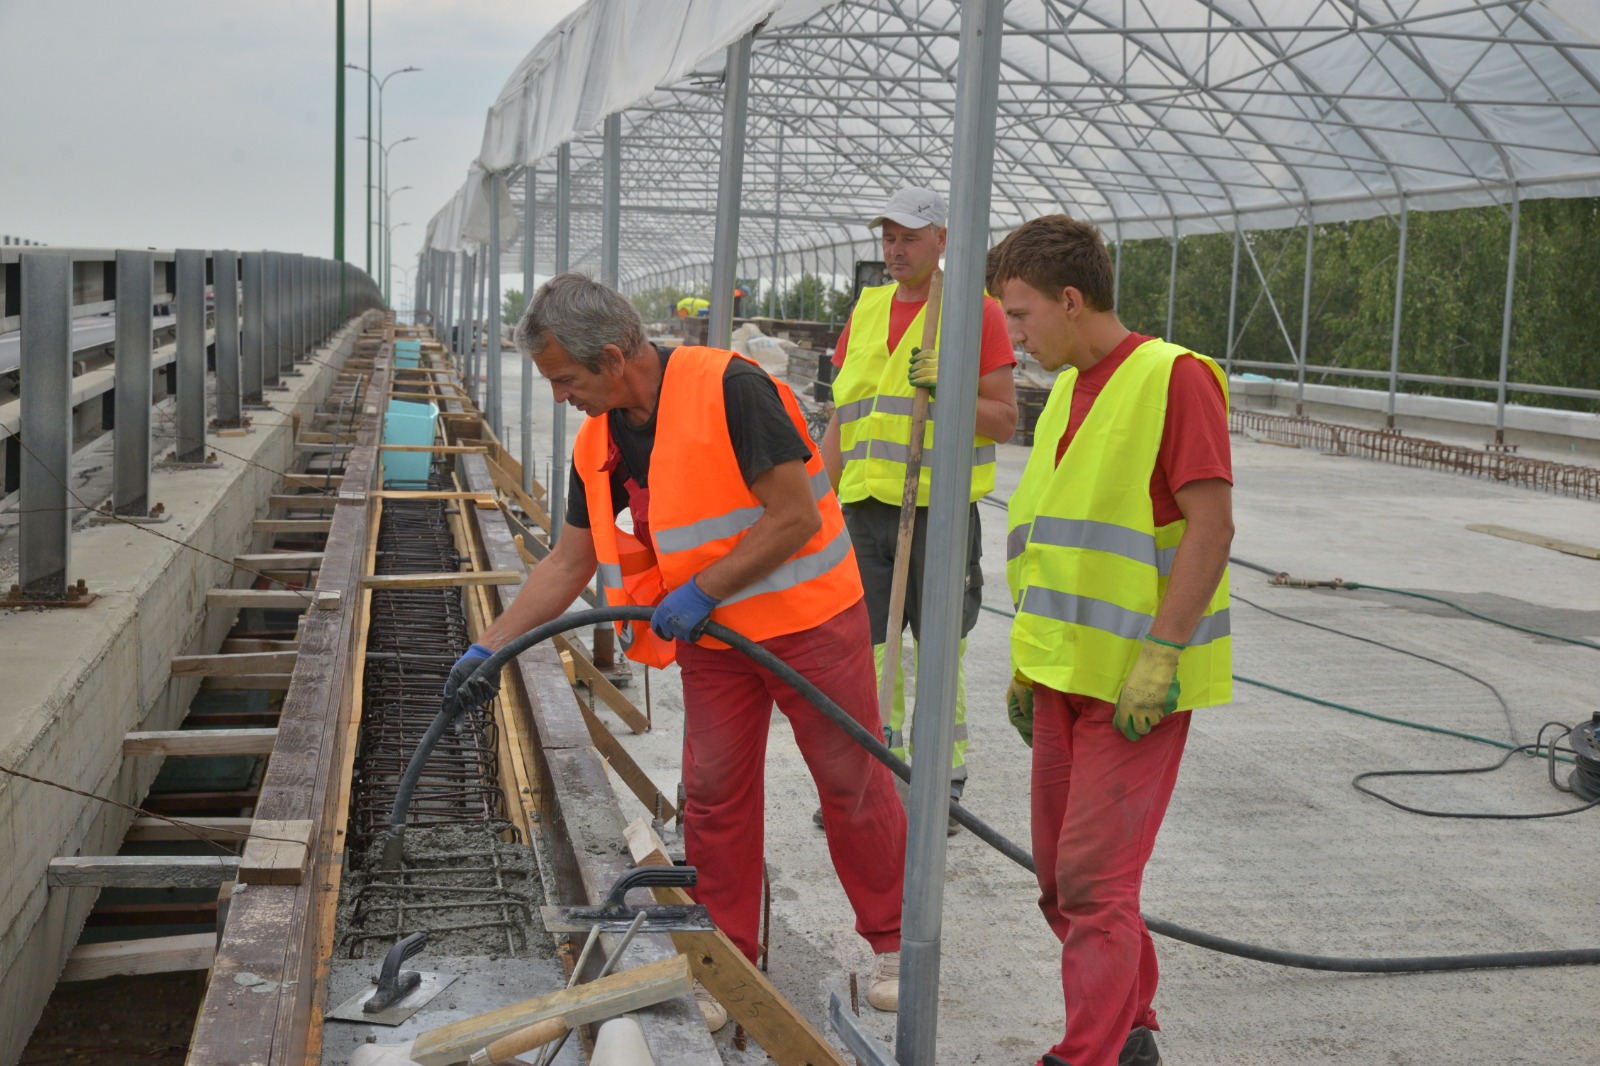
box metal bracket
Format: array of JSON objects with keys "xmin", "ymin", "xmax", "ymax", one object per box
[
  {"xmin": 2, "ymin": 579, "xmax": 99, "ymax": 609},
  {"xmin": 829, "ymin": 992, "xmax": 895, "ymax": 1066}
]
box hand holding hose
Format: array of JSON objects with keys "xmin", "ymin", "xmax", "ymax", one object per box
[
  {"xmin": 650, "ymin": 578, "xmax": 720, "ymax": 642},
  {"xmin": 444, "ymin": 643, "xmax": 500, "ymax": 706},
  {"xmin": 1112, "ymin": 636, "xmax": 1184, "ymax": 741}
]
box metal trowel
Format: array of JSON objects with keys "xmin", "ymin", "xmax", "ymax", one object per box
[
  {"xmin": 538, "ymin": 865, "xmax": 714, "ymax": 934},
  {"xmin": 327, "ymin": 932, "xmax": 459, "ymax": 1026}
]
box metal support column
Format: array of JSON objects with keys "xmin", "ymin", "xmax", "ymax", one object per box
[
  {"xmin": 1112, "ymin": 219, "xmax": 1123, "ymax": 309},
  {"xmin": 476, "ymin": 248, "xmax": 489, "ymax": 403},
  {"xmin": 243, "ymin": 252, "xmax": 265, "ymax": 398},
  {"xmin": 1495, "ymin": 183, "xmax": 1520, "ymax": 445},
  {"xmin": 113, "ymin": 250, "xmax": 155, "ymax": 515},
  {"xmin": 174, "ymin": 249, "xmax": 208, "ymax": 462},
  {"xmin": 17, "ymin": 253, "xmax": 73, "ymax": 597},
  {"xmin": 460, "ymin": 251, "xmax": 476, "ymax": 401},
  {"xmin": 707, "ymin": 29, "xmax": 753, "ymax": 350},
  {"xmin": 895, "ymin": 0, "xmax": 1003, "ymax": 1061},
  {"xmin": 262, "ymin": 252, "xmax": 281, "ymax": 387},
  {"xmin": 289, "ymin": 254, "xmax": 303, "ymax": 362},
  {"xmin": 444, "ymin": 251, "xmax": 456, "ymax": 351},
  {"xmin": 214, "ymin": 250, "xmax": 241, "ymax": 427},
  {"xmin": 1295, "ymin": 206, "xmax": 1315, "ymax": 415},
  {"xmin": 551, "ymin": 142, "xmax": 571, "ymax": 539},
  {"xmin": 1165, "ymin": 228, "xmax": 1179, "ymax": 338},
  {"xmin": 601, "ymin": 113, "xmax": 622, "ymax": 288},
  {"xmin": 770, "ymin": 127, "xmax": 783, "ymax": 318},
  {"xmin": 522, "ymin": 165, "xmax": 537, "ymax": 495},
  {"xmin": 1225, "ymin": 224, "xmax": 1241, "ymax": 377},
  {"xmin": 488, "ymin": 172, "xmax": 505, "ymax": 438},
  {"xmin": 1386, "ymin": 196, "xmax": 1409, "ymax": 428}
]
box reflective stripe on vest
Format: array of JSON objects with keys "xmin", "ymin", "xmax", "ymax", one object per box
[
  {"xmin": 653, "ymin": 469, "xmax": 831, "ymax": 555},
  {"xmin": 831, "ymin": 283, "xmax": 997, "ymax": 506},
  {"xmin": 1006, "ymin": 338, "xmax": 1231, "ymax": 709}
]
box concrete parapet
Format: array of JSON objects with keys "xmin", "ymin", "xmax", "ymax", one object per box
[{"xmin": 0, "ymin": 318, "xmax": 365, "ymax": 1064}]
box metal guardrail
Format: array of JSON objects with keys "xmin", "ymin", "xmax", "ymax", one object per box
[{"xmin": 1, "ymin": 247, "xmax": 382, "ymax": 601}]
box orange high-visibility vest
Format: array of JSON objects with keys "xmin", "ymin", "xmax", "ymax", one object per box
[{"xmin": 574, "ymin": 346, "xmax": 862, "ymax": 665}]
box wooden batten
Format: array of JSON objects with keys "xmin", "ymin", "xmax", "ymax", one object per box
[
  {"xmin": 124, "ymin": 728, "xmax": 279, "ymax": 757},
  {"xmin": 59, "ymin": 933, "xmax": 217, "ymax": 983}
]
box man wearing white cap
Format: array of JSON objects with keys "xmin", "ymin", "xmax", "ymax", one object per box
[{"xmin": 819, "ymin": 186, "xmax": 1018, "ymax": 829}]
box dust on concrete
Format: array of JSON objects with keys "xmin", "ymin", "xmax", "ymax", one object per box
[{"xmin": 336, "ymin": 823, "xmax": 553, "ymax": 961}]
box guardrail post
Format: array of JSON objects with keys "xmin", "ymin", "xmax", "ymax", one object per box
[
  {"xmin": 213, "ymin": 250, "xmax": 241, "ymax": 427},
  {"xmin": 18, "ymin": 252, "xmax": 73, "ymax": 598},
  {"xmin": 113, "ymin": 250, "xmax": 155, "ymax": 515},
  {"xmin": 173, "ymin": 249, "xmax": 208, "ymax": 462},
  {"xmin": 241, "ymin": 252, "xmax": 265, "ymax": 401},
  {"xmin": 276, "ymin": 252, "xmax": 294, "ymax": 379},
  {"xmin": 290, "ymin": 254, "xmax": 304, "ymax": 362},
  {"xmin": 262, "ymin": 252, "xmax": 282, "ymax": 387}
]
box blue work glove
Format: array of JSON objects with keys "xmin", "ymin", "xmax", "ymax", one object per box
[
  {"xmin": 650, "ymin": 578, "xmax": 720, "ymax": 643},
  {"xmin": 444, "ymin": 643, "xmax": 497, "ymax": 704},
  {"xmin": 907, "ymin": 345, "xmax": 938, "ymax": 394}
]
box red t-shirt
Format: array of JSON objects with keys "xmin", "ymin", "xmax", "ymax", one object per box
[
  {"xmin": 832, "ymin": 293, "xmax": 1017, "ymax": 378},
  {"xmin": 1055, "ymin": 332, "xmax": 1232, "ymax": 526}
]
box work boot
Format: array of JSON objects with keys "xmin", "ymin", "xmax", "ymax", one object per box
[
  {"xmin": 1120, "ymin": 1027, "xmax": 1161, "ymax": 1066},
  {"xmin": 693, "ymin": 980, "xmax": 727, "ymax": 1033},
  {"xmin": 865, "ymin": 950, "xmax": 900, "ymax": 1011}
]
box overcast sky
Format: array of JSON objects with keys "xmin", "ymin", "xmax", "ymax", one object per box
[{"xmin": 2, "ymin": 0, "xmax": 586, "ymax": 303}]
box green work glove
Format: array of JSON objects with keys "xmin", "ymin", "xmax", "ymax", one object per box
[
  {"xmin": 1112, "ymin": 636, "xmax": 1185, "ymax": 742},
  {"xmin": 1006, "ymin": 672, "xmax": 1035, "ymax": 748},
  {"xmin": 908, "ymin": 345, "xmax": 939, "ymax": 394}
]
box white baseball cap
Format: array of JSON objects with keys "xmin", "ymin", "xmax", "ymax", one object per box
[{"xmin": 869, "ymin": 186, "xmax": 948, "ymax": 231}]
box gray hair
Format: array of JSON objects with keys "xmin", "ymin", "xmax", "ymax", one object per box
[{"xmin": 514, "ymin": 271, "xmax": 646, "ymax": 371}]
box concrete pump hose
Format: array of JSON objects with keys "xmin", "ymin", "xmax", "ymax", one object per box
[{"xmin": 387, "ymin": 606, "xmax": 1600, "ymax": 976}]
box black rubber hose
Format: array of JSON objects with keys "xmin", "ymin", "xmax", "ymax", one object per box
[{"xmin": 388, "ymin": 606, "xmax": 1600, "ymax": 975}]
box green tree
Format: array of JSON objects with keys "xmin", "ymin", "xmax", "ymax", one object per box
[{"xmin": 502, "ymin": 288, "xmax": 524, "ymax": 327}]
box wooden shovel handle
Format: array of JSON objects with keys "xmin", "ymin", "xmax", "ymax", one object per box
[
  {"xmin": 467, "ymin": 1017, "xmax": 567, "ymax": 1066},
  {"xmin": 876, "ymin": 267, "xmax": 944, "ymax": 723}
]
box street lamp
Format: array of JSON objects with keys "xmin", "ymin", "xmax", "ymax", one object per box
[
  {"xmin": 357, "ymin": 134, "xmax": 417, "ymax": 304},
  {"xmin": 345, "ymin": 62, "xmax": 421, "ymax": 275},
  {"xmin": 383, "ymin": 185, "xmax": 413, "ymax": 302},
  {"xmin": 391, "ymin": 261, "xmax": 415, "ymax": 322}
]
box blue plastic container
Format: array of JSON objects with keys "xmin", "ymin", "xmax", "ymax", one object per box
[
  {"xmin": 383, "ymin": 400, "xmax": 438, "ymax": 487},
  {"xmin": 394, "ymin": 339, "xmax": 422, "ymax": 369}
]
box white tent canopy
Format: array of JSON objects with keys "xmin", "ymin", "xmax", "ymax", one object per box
[{"xmin": 423, "ymin": 0, "xmax": 1600, "ymax": 291}]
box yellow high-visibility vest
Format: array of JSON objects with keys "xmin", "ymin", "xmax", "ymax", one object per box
[
  {"xmin": 832, "ymin": 284, "xmax": 997, "ymax": 507},
  {"xmin": 1006, "ymin": 338, "xmax": 1231, "ymax": 707}
]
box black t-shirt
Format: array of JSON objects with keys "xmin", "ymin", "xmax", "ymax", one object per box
[{"xmin": 565, "ymin": 346, "xmax": 812, "ymax": 530}]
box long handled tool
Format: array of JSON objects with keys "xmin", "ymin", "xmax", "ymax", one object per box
[{"xmin": 876, "ymin": 268, "xmax": 944, "ymax": 722}]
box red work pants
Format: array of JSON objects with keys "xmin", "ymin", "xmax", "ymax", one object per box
[
  {"xmin": 1030, "ymin": 686, "xmax": 1191, "ymax": 1066},
  {"xmin": 676, "ymin": 598, "xmax": 906, "ymax": 963}
]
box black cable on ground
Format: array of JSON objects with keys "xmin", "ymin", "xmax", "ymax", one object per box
[{"xmin": 387, "ymin": 606, "xmax": 1600, "ymax": 975}]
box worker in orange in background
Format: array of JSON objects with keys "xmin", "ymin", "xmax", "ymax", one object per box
[
  {"xmin": 449, "ymin": 272, "xmax": 908, "ymax": 1030},
  {"xmin": 995, "ymin": 215, "xmax": 1233, "ymax": 1066}
]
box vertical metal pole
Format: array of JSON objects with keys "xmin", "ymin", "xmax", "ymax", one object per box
[
  {"xmin": 1495, "ymin": 183, "xmax": 1520, "ymax": 445},
  {"xmin": 444, "ymin": 251, "xmax": 456, "ymax": 350},
  {"xmin": 260, "ymin": 252, "xmax": 278, "ymax": 386},
  {"xmin": 770, "ymin": 125, "xmax": 784, "ymax": 318},
  {"xmin": 113, "ymin": 250, "xmax": 154, "ymax": 516},
  {"xmin": 551, "ymin": 142, "xmax": 571, "ymax": 539},
  {"xmin": 278, "ymin": 252, "xmax": 295, "ymax": 378},
  {"xmin": 174, "ymin": 250, "xmax": 208, "ymax": 462},
  {"xmin": 522, "ymin": 164, "xmax": 537, "ymax": 495},
  {"xmin": 1295, "ymin": 205, "xmax": 1315, "ymax": 415},
  {"xmin": 1112, "ymin": 218, "xmax": 1123, "ymax": 309},
  {"xmin": 1165, "ymin": 227, "xmax": 1179, "ymax": 338},
  {"xmin": 1225, "ymin": 223, "xmax": 1241, "ymax": 376},
  {"xmin": 18, "ymin": 253, "xmax": 73, "ymax": 597},
  {"xmin": 478, "ymin": 247, "xmax": 489, "ymax": 403},
  {"xmin": 708, "ymin": 30, "xmax": 753, "ymax": 350},
  {"xmin": 250, "ymin": 252, "xmax": 274, "ymax": 391},
  {"xmin": 601, "ymin": 113, "xmax": 622, "ymax": 288},
  {"xmin": 214, "ymin": 250, "xmax": 242, "ymax": 427},
  {"xmin": 489, "ymin": 172, "xmax": 505, "ymax": 438},
  {"xmin": 460, "ymin": 251, "xmax": 475, "ymax": 396},
  {"xmin": 1386, "ymin": 195, "xmax": 1408, "ymax": 428},
  {"xmin": 296, "ymin": 254, "xmax": 309, "ymax": 359},
  {"xmin": 365, "ymin": 0, "xmax": 372, "ymax": 274},
  {"xmin": 897, "ymin": 0, "xmax": 1002, "ymax": 1061}
]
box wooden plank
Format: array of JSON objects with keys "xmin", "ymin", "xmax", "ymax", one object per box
[
  {"xmin": 126, "ymin": 816, "xmax": 255, "ymax": 843},
  {"xmin": 358, "ymin": 569, "xmax": 521, "ymax": 589},
  {"xmin": 206, "ymin": 589, "xmax": 315, "ymax": 611},
  {"xmin": 173, "ymin": 652, "xmax": 299, "ymax": 677},
  {"xmin": 1466, "ymin": 523, "xmax": 1600, "ymax": 560},
  {"xmin": 554, "ymin": 634, "xmax": 648, "ymax": 734},
  {"xmin": 409, "ymin": 954, "xmax": 692, "ymax": 1066},
  {"xmin": 48, "ymin": 855, "xmax": 241, "ymax": 889},
  {"xmin": 234, "ymin": 552, "xmax": 325, "ymax": 568},
  {"xmin": 200, "ymin": 674, "xmax": 294, "ymax": 691},
  {"xmin": 59, "ymin": 933, "xmax": 217, "ymax": 983},
  {"xmin": 576, "ymin": 699, "xmax": 675, "ymax": 820},
  {"xmin": 371, "ymin": 489, "xmax": 496, "ymax": 501},
  {"xmin": 253, "ymin": 519, "xmax": 333, "ymax": 534},
  {"xmin": 125, "ymin": 728, "xmax": 279, "ymax": 757},
  {"xmin": 239, "ymin": 819, "xmax": 313, "ymax": 886},
  {"xmin": 378, "ymin": 444, "xmax": 484, "ymax": 454},
  {"xmin": 625, "ymin": 819, "xmax": 849, "ymax": 1066}
]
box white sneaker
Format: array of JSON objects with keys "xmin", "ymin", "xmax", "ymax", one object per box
[
  {"xmin": 693, "ymin": 979, "xmax": 728, "ymax": 1032},
  {"xmin": 865, "ymin": 950, "xmax": 900, "ymax": 1012}
]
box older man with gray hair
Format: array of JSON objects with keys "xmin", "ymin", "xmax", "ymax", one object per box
[{"xmin": 452, "ymin": 272, "xmax": 908, "ymax": 1028}]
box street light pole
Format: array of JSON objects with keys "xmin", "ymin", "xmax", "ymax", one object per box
[
  {"xmin": 346, "ymin": 62, "xmax": 420, "ymax": 277},
  {"xmin": 384, "ymin": 185, "xmax": 413, "ymax": 302},
  {"xmin": 357, "ymin": 135, "xmax": 416, "ymax": 304}
]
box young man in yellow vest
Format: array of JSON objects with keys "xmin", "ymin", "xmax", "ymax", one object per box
[
  {"xmin": 451, "ymin": 274, "xmax": 908, "ymax": 1028},
  {"xmin": 994, "ymin": 216, "xmax": 1233, "ymax": 1066},
  {"xmin": 819, "ymin": 186, "xmax": 1018, "ymax": 831}
]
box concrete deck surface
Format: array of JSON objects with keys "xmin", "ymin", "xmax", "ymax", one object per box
[{"xmin": 493, "ymin": 347, "xmax": 1599, "ymax": 1065}]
